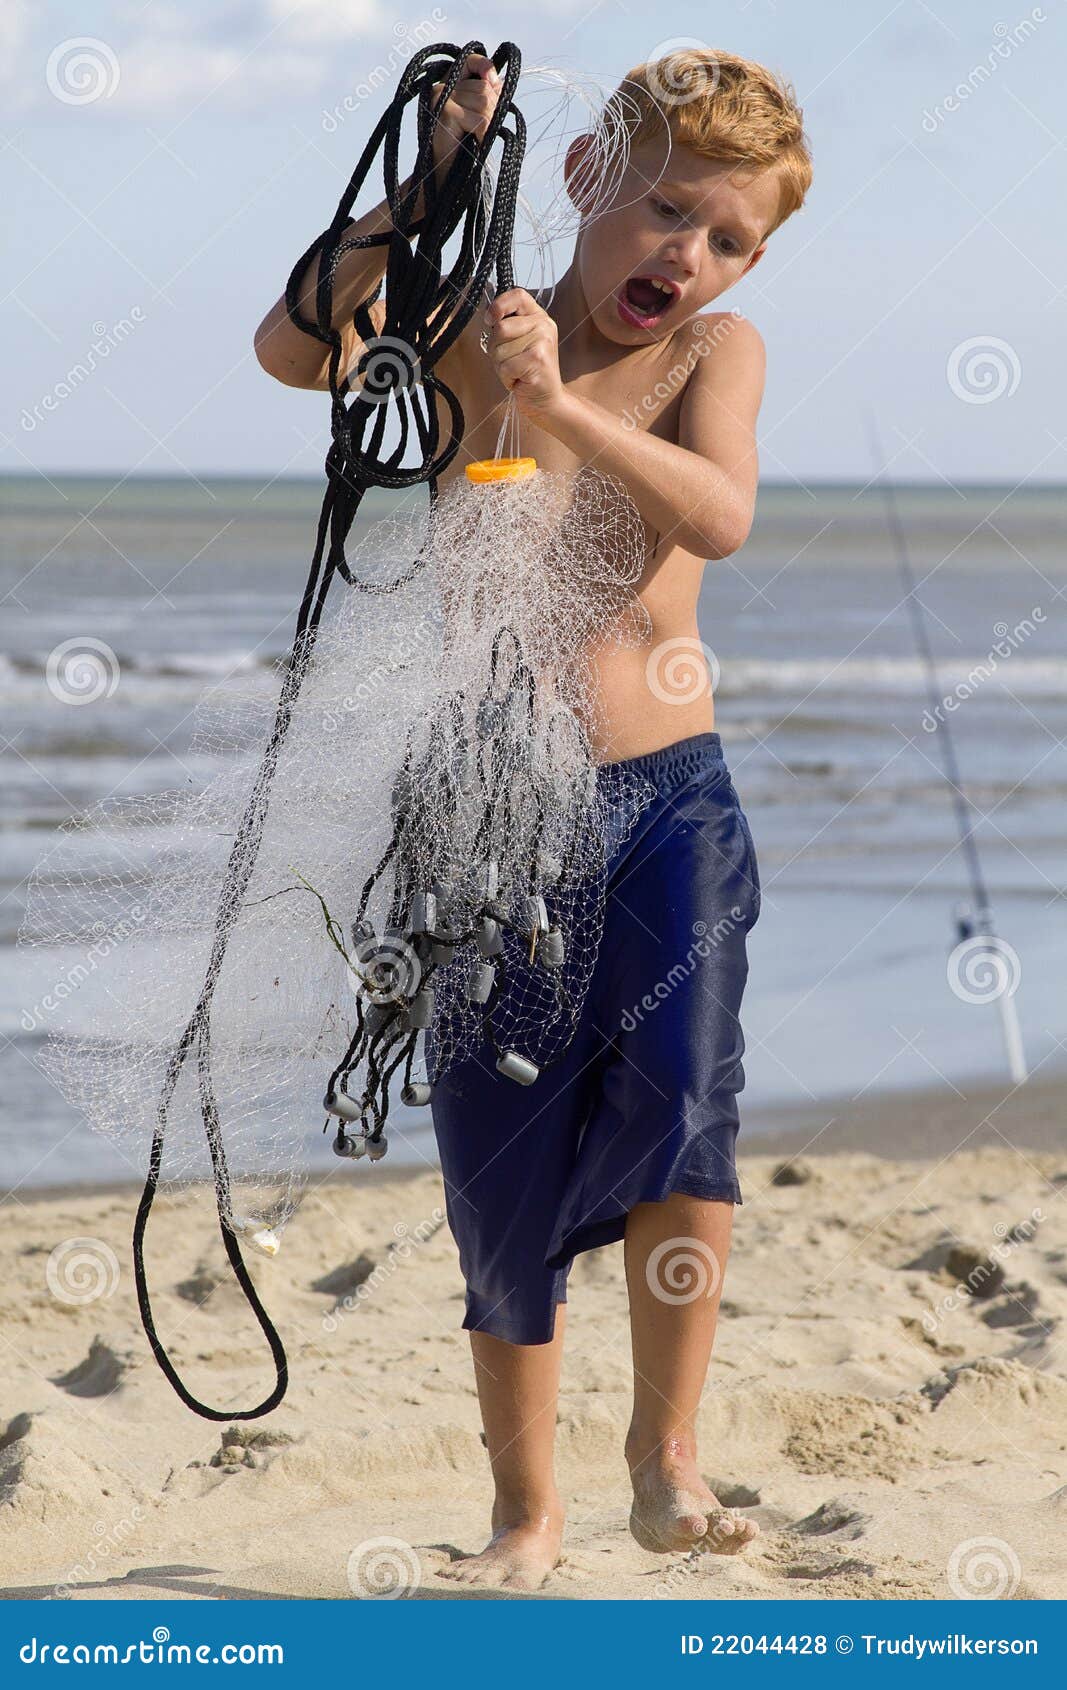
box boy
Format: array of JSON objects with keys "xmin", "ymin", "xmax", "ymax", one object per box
[{"xmin": 256, "ymin": 48, "xmax": 811, "ymax": 1589}]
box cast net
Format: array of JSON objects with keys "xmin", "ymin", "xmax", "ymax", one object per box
[{"xmin": 21, "ymin": 456, "xmax": 654, "ymax": 1247}]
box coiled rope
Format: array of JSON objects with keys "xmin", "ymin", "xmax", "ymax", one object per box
[{"xmin": 133, "ymin": 40, "xmax": 527, "ymax": 1421}]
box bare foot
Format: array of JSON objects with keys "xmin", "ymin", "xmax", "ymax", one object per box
[
  {"xmin": 629, "ymin": 1449, "xmax": 759, "ymax": 1557},
  {"xmin": 437, "ymin": 1512, "xmax": 563, "ymax": 1592}
]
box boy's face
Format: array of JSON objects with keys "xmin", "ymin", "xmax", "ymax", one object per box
[{"xmin": 570, "ymin": 141, "xmax": 779, "ymax": 344}]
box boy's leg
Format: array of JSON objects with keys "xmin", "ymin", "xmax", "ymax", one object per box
[
  {"xmin": 624, "ymin": 1194, "xmax": 757, "ymax": 1554},
  {"xmin": 439, "ymin": 1310, "xmax": 567, "ymax": 1590}
]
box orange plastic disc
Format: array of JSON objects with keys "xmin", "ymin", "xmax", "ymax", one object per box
[{"xmin": 464, "ymin": 456, "xmax": 537, "ymax": 483}]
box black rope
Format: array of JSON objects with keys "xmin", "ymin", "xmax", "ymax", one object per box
[{"xmin": 134, "ymin": 40, "xmax": 526, "ymax": 1421}]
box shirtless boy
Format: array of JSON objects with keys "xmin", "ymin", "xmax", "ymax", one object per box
[{"xmin": 256, "ymin": 47, "xmax": 812, "ymax": 1590}]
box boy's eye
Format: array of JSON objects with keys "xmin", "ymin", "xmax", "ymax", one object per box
[
  {"xmin": 713, "ymin": 234, "xmax": 740, "ymax": 257},
  {"xmin": 653, "ymin": 198, "xmax": 678, "ymax": 219}
]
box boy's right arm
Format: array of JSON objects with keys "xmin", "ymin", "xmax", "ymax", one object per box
[{"xmin": 253, "ymin": 54, "xmax": 502, "ymax": 392}]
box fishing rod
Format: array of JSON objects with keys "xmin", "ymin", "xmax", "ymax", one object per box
[{"xmin": 867, "ymin": 420, "xmax": 1028, "ymax": 1087}]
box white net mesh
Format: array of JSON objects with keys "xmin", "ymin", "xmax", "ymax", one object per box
[{"xmin": 21, "ymin": 465, "xmax": 654, "ymax": 1245}]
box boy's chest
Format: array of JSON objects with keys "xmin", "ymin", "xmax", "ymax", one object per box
[{"xmin": 434, "ymin": 326, "xmax": 693, "ymax": 485}]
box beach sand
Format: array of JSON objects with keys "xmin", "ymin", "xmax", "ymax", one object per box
[{"xmin": 2, "ymin": 1078, "xmax": 1065, "ymax": 1602}]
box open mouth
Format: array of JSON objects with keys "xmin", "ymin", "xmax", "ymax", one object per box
[{"xmin": 617, "ymin": 274, "xmax": 679, "ymax": 329}]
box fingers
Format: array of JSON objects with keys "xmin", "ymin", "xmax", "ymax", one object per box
[
  {"xmin": 432, "ymin": 54, "xmax": 501, "ymax": 139},
  {"xmin": 483, "ymin": 288, "xmax": 538, "ymax": 324}
]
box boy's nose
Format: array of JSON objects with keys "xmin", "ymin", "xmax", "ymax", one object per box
[{"xmin": 659, "ymin": 237, "xmax": 700, "ymax": 278}]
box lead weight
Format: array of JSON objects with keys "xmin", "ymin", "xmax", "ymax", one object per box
[
  {"xmin": 537, "ymin": 852, "xmax": 562, "ymax": 885},
  {"xmin": 410, "ymin": 891, "xmax": 437, "ymax": 936},
  {"xmin": 324, "ymin": 1088, "xmax": 362, "ymax": 1123},
  {"xmin": 467, "ymin": 960, "xmax": 495, "ymax": 1004},
  {"xmin": 481, "ymin": 858, "xmax": 499, "ymax": 900},
  {"xmin": 476, "ymin": 916, "xmax": 503, "ymax": 959},
  {"xmin": 366, "ymin": 1135, "xmax": 389, "ymax": 1162},
  {"xmin": 431, "ymin": 940, "xmax": 455, "ymax": 966},
  {"xmin": 333, "ymin": 1129, "xmax": 367, "ymax": 1159},
  {"xmin": 523, "ymin": 894, "xmax": 549, "ymax": 935},
  {"xmin": 405, "ymin": 986, "xmax": 435, "ymax": 1029},
  {"xmin": 401, "ymin": 1082, "xmax": 432, "ymax": 1107},
  {"xmin": 350, "ymin": 917, "xmax": 375, "ymax": 951},
  {"xmin": 496, "ymin": 1050, "xmax": 540, "ymax": 1086},
  {"xmin": 362, "ymin": 1000, "xmax": 395, "ymax": 1036},
  {"xmin": 538, "ymin": 926, "xmax": 565, "ymax": 969}
]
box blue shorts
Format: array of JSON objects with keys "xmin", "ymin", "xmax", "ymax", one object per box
[{"xmin": 428, "ymin": 730, "xmax": 761, "ymax": 1345}]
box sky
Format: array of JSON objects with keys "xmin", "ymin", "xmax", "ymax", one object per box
[{"xmin": 3, "ymin": 0, "xmax": 1064, "ymax": 485}]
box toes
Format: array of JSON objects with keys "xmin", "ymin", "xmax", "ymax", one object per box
[
  {"xmin": 701, "ymin": 1509, "xmax": 759, "ymax": 1556},
  {"xmin": 499, "ymin": 1565, "xmax": 551, "ymax": 1592}
]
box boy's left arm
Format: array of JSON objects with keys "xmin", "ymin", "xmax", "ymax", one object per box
[{"xmin": 483, "ymin": 288, "xmax": 765, "ymax": 560}]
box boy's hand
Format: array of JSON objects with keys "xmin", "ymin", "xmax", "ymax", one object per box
[
  {"xmin": 483, "ymin": 289, "xmax": 565, "ymax": 417},
  {"xmin": 430, "ymin": 54, "xmax": 502, "ymax": 176}
]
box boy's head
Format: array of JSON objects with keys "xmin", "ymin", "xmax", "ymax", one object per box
[{"xmin": 566, "ymin": 48, "xmax": 812, "ymax": 345}]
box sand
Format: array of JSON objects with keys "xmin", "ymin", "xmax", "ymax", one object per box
[{"xmin": 2, "ymin": 1091, "xmax": 1066, "ymax": 1602}]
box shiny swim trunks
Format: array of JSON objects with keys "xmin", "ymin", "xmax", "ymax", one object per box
[{"xmin": 429, "ymin": 731, "xmax": 761, "ymax": 1345}]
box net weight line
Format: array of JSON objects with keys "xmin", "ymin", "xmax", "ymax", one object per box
[{"xmin": 133, "ymin": 41, "xmax": 527, "ymax": 1422}]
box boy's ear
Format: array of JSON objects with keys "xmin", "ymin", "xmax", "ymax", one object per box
[
  {"xmin": 563, "ymin": 133, "xmax": 602, "ymax": 217},
  {"xmin": 740, "ymin": 243, "xmax": 767, "ymax": 280}
]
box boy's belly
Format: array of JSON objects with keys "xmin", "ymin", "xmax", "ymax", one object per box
[{"xmin": 584, "ymin": 633, "xmax": 716, "ymax": 763}]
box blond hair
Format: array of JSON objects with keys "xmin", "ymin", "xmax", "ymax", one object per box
[{"xmin": 606, "ymin": 49, "xmax": 812, "ymax": 235}]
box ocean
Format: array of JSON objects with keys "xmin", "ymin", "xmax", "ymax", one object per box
[{"xmin": 3, "ymin": 474, "xmax": 1064, "ymax": 1189}]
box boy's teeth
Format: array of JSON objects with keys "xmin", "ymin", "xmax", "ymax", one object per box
[{"xmin": 624, "ymin": 276, "xmax": 674, "ymax": 316}]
